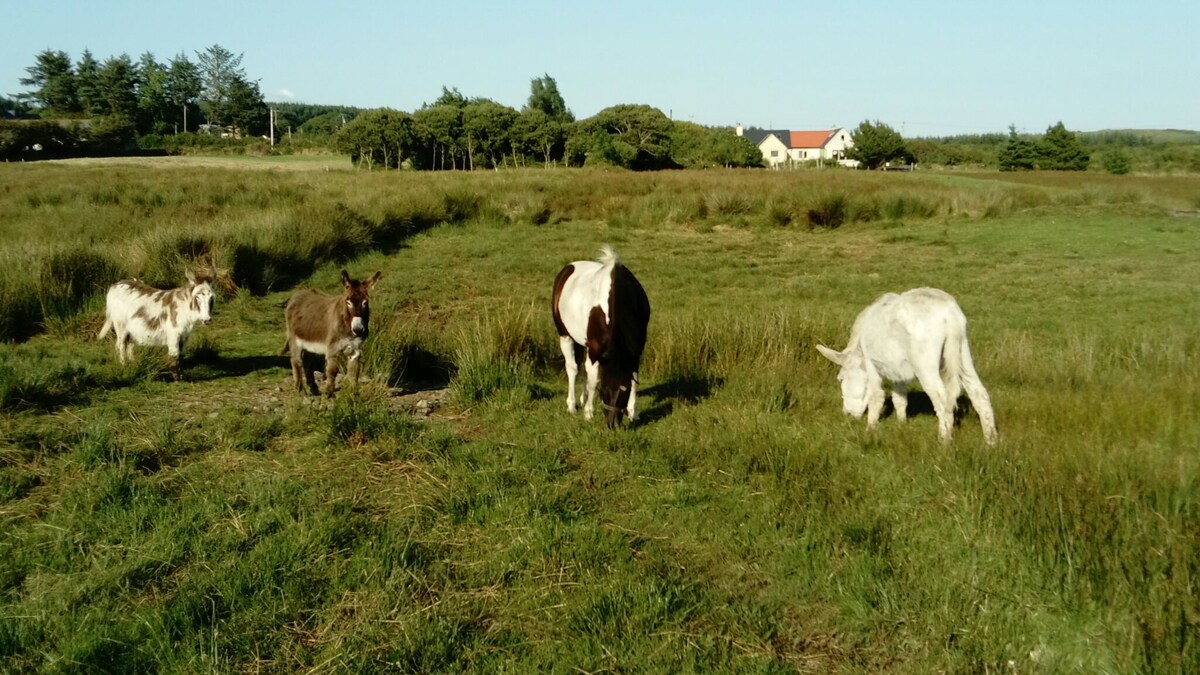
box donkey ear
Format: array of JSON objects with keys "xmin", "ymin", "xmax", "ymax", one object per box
[
  {"xmin": 185, "ymin": 268, "xmax": 197, "ymax": 285},
  {"xmin": 364, "ymin": 271, "xmax": 381, "ymax": 290},
  {"xmin": 816, "ymin": 344, "xmax": 845, "ymax": 366},
  {"xmin": 340, "ymin": 270, "xmax": 352, "ymax": 287}
]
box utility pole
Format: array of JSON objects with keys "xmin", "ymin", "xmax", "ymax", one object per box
[{"xmin": 269, "ymin": 106, "xmax": 275, "ymax": 147}]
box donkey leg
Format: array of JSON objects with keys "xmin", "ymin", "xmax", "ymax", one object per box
[
  {"xmin": 866, "ymin": 384, "xmax": 887, "ymax": 428},
  {"xmin": 890, "ymin": 382, "xmax": 909, "ymax": 422},
  {"xmin": 114, "ymin": 327, "xmax": 129, "ymax": 363},
  {"xmin": 324, "ymin": 357, "xmax": 340, "ymax": 398},
  {"xmin": 960, "ymin": 349, "xmax": 998, "ymax": 446},
  {"xmin": 347, "ymin": 351, "xmax": 361, "ymax": 389},
  {"xmin": 915, "ymin": 365, "xmax": 953, "ymax": 442},
  {"xmin": 167, "ymin": 337, "xmax": 183, "ymax": 381},
  {"xmin": 559, "ymin": 336, "xmax": 580, "ymax": 413},
  {"xmin": 289, "ymin": 346, "xmax": 307, "ymax": 394}
]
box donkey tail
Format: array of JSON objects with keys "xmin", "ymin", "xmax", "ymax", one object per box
[
  {"xmin": 97, "ymin": 317, "xmax": 113, "ymax": 341},
  {"xmin": 280, "ymin": 338, "xmax": 292, "ymax": 356},
  {"xmin": 940, "ymin": 322, "xmax": 964, "ymax": 410}
]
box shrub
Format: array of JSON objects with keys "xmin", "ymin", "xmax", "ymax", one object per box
[{"xmin": 1103, "ymin": 149, "xmax": 1132, "ymax": 175}]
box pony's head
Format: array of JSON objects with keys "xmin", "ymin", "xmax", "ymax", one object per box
[
  {"xmin": 816, "ymin": 344, "xmax": 869, "ymax": 418},
  {"xmin": 601, "ymin": 365, "xmax": 635, "ymax": 429}
]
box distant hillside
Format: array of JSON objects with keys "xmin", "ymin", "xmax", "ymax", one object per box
[
  {"xmin": 917, "ymin": 128, "xmax": 1200, "ymax": 146},
  {"xmin": 1080, "ymin": 129, "xmax": 1200, "ymax": 146}
]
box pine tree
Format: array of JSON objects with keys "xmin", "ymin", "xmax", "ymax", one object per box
[
  {"xmin": 1038, "ymin": 121, "xmax": 1090, "ymax": 171},
  {"xmin": 998, "ymin": 125, "xmax": 1038, "ymax": 171}
]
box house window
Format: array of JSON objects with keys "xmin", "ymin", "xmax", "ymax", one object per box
[{"xmin": 770, "ymin": 150, "xmax": 778, "ymax": 157}]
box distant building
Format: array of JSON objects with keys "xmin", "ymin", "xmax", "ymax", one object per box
[{"xmin": 735, "ymin": 124, "xmax": 859, "ymax": 168}]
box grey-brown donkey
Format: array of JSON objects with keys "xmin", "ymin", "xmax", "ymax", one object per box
[{"xmin": 282, "ymin": 270, "xmax": 381, "ymax": 397}]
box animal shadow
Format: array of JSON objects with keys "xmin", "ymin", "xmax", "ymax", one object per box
[
  {"xmin": 882, "ymin": 392, "xmax": 972, "ymax": 427},
  {"xmin": 634, "ymin": 374, "xmax": 723, "ymax": 427},
  {"xmin": 184, "ymin": 354, "xmax": 288, "ymax": 382}
]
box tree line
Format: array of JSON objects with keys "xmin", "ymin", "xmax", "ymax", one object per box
[
  {"xmin": 333, "ymin": 80, "xmax": 762, "ymax": 170},
  {"xmin": 4, "ymin": 47, "xmax": 761, "ymax": 170}
]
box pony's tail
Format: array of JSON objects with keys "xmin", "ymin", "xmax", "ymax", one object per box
[
  {"xmin": 97, "ymin": 317, "xmax": 112, "ymax": 341},
  {"xmin": 597, "ymin": 245, "xmax": 619, "ymax": 269}
]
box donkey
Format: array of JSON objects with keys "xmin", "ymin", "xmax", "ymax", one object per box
[
  {"xmin": 552, "ymin": 246, "xmax": 650, "ymax": 429},
  {"xmin": 97, "ymin": 269, "xmax": 215, "ymax": 380},
  {"xmin": 282, "ymin": 269, "xmax": 381, "ymax": 398},
  {"xmin": 816, "ymin": 287, "xmax": 998, "ymax": 445}
]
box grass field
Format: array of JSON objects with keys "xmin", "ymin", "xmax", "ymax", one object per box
[{"xmin": 1, "ymin": 159, "xmax": 1198, "ymax": 672}]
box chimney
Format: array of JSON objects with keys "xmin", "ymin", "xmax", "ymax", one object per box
[{"xmin": 735, "ymin": 123, "xmax": 744, "ymax": 136}]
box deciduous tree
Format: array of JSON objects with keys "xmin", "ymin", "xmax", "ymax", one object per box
[
  {"xmin": 846, "ymin": 120, "xmax": 909, "ymax": 170},
  {"xmin": 462, "ymin": 100, "xmax": 518, "ymax": 169},
  {"xmin": 525, "ymin": 74, "xmax": 573, "ymax": 123},
  {"xmin": 572, "ymin": 104, "xmax": 675, "ymax": 170}
]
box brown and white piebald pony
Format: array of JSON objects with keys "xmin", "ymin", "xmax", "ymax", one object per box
[
  {"xmin": 97, "ymin": 269, "xmax": 215, "ymax": 380},
  {"xmin": 282, "ymin": 269, "xmax": 381, "ymax": 397},
  {"xmin": 552, "ymin": 246, "xmax": 650, "ymax": 429}
]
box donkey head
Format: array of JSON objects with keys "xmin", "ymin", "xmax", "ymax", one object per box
[
  {"xmin": 341, "ymin": 269, "xmax": 382, "ymax": 339},
  {"xmin": 185, "ymin": 269, "xmax": 215, "ymax": 325},
  {"xmin": 816, "ymin": 344, "xmax": 869, "ymax": 418}
]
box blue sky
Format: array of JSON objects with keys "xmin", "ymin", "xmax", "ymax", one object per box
[{"xmin": 3, "ymin": 0, "xmax": 1197, "ymax": 137}]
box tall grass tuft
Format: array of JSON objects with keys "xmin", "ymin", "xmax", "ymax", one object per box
[
  {"xmin": 449, "ymin": 310, "xmax": 548, "ymax": 405},
  {"xmin": 327, "ymin": 394, "xmax": 420, "ymax": 447},
  {"xmin": 806, "ymin": 192, "xmax": 848, "ymax": 229},
  {"xmin": 36, "ymin": 247, "xmax": 122, "ymax": 324}
]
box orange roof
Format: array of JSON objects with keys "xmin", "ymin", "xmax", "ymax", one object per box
[{"xmin": 788, "ymin": 130, "xmax": 834, "ymax": 149}]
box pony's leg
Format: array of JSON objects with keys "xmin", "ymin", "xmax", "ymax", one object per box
[
  {"xmin": 959, "ymin": 343, "xmax": 998, "ymax": 446},
  {"xmin": 559, "ymin": 336, "xmax": 579, "ymax": 413},
  {"xmin": 582, "ymin": 357, "xmax": 601, "ymax": 421},
  {"xmin": 626, "ymin": 372, "xmax": 639, "ymax": 421},
  {"xmin": 890, "ymin": 382, "xmax": 908, "ymax": 422}
]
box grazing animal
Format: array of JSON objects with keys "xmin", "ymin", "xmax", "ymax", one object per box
[
  {"xmin": 97, "ymin": 270, "xmax": 215, "ymax": 380},
  {"xmin": 816, "ymin": 287, "xmax": 998, "ymax": 445},
  {"xmin": 282, "ymin": 269, "xmax": 381, "ymax": 398},
  {"xmin": 552, "ymin": 246, "xmax": 650, "ymax": 429}
]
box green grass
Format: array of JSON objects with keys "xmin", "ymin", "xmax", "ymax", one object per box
[{"xmin": 1, "ymin": 162, "xmax": 1198, "ymax": 672}]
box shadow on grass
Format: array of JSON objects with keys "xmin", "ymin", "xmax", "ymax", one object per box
[
  {"xmin": 882, "ymin": 391, "xmax": 973, "ymax": 426},
  {"xmin": 632, "ymin": 374, "xmax": 723, "ymax": 427}
]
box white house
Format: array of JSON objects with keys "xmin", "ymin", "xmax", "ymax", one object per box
[{"xmin": 736, "ymin": 125, "xmax": 859, "ymax": 168}]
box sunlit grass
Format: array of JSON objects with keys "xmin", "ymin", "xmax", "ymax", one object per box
[{"xmin": 0, "ymin": 163, "xmax": 1198, "ymax": 671}]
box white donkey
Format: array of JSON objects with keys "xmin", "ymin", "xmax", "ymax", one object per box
[
  {"xmin": 98, "ymin": 270, "xmax": 215, "ymax": 380},
  {"xmin": 816, "ymin": 288, "xmax": 998, "ymax": 445}
]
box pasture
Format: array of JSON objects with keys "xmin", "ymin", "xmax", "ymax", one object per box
[{"xmin": 0, "ymin": 160, "xmax": 1197, "ymax": 672}]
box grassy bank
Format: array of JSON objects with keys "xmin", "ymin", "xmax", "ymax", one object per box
[{"xmin": 1, "ymin": 162, "xmax": 1198, "ymax": 672}]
